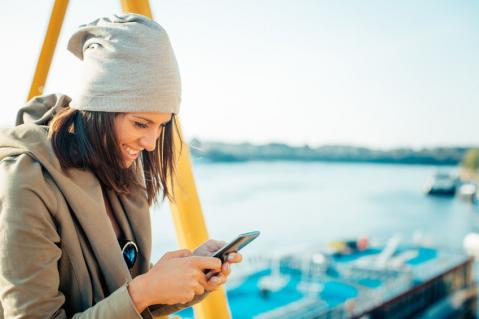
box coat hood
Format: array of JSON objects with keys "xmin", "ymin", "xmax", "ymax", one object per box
[
  {"xmin": 0, "ymin": 93, "xmax": 71, "ymax": 167},
  {"xmin": 16, "ymin": 93, "xmax": 71, "ymax": 126}
]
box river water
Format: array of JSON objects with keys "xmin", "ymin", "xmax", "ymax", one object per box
[{"xmin": 150, "ymin": 161, "xmax": 479, "ymax": 259}]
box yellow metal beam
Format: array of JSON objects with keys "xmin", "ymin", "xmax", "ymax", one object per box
[
  {"xmin": 28, "ymin": 0, "xmax": 68, "ymax": 100},
  {"xmin": 119, "ymin": 1, "xmax": 232, "ymax": 318},
  {"xmin": 119, "ymin": 0, "xmax": 152, "ymax": 18},
  {"xmin": 170, "ymin": 125, "xmax": 232, "ymax": 319}
]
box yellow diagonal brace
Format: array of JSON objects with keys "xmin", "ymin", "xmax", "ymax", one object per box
[
  {"xmin": 170, "ymin": 125, "xmax": 232, "ymax": 319},
  {"xmin": 119, "ymin": 0, "xmax": 152, "ymax": 18},
  {"xmin": 28, "ymin": 0, "xmax": 68, "ymax": 100},
  {"xmin": 119, "ymin": 1, "xmax": 232, "ymax": 319}
]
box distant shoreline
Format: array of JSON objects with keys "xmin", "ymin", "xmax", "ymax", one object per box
[{"xmin": 189, "ymin": 139, "xmax": 472, "ymax": 166}]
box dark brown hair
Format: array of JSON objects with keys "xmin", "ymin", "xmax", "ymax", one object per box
[{"xmin": 48, "ymin": 107, "xmax": 181, "ymax": 206}]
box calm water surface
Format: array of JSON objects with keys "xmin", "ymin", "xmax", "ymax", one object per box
[{"xmin": 150, "ymin": 162, "xmax": 479, "ymax": 260}]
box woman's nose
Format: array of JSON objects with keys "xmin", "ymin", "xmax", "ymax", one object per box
[{"xmin": 139, "ymin": 131, "xmax": 159, "ymax": 152}]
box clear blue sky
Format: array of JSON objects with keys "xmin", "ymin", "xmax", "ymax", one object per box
[{"xmin": 2, "ymin": 0, "xmax": 478, "ymax": 148}]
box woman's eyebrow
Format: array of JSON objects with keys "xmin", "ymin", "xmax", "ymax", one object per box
[{"xmin": 132, "ymin": 115, "xmax": 171, "ymax": 125}]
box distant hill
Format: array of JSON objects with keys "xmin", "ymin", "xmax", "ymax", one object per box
[{"xmin": 188, "ymin": 139, "xmax": 473, "ymax": 165}]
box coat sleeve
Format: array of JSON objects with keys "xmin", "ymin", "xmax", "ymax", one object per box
[
  {"xmin": 148, "ymin": 293, "xmax": 209, "ymax": 317},
  {"xmin": 0, "ymin": 154, "xmax": 142, "ymax": 319}
]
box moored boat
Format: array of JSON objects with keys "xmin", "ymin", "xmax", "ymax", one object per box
[{"xmin": 423, "ymin": 171, "xmax": 458, "ymax": 196}]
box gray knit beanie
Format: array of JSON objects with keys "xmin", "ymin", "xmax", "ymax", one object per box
[{"xmin": 67, "ymin": 13, "xmax": 181, "ymax": 114}]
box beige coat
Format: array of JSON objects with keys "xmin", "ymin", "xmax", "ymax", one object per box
[{"xmin": 0, "ymin": 94, "xmax": 186, "ymax": 318}]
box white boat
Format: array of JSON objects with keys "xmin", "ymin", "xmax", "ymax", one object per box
[
  {"xmin": 423, "ymin": 171, "xmax": 457, "ymax": 196},
  {"xmin": 457, "ymin": 182, "xmax": 477, "ymax": 202}
]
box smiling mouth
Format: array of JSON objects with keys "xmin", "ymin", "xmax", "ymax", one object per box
[{"xmin": 123, "ymin": 144, "xmax": 141, "ymax": 159}]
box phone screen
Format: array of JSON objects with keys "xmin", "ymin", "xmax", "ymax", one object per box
[
  {"xmin": 205, "ymin": 231, "xmax": 260, "ymax": 278},
  {"xmin": 212, "ymin": 231, "xmax": 260, "ymax": 262}
]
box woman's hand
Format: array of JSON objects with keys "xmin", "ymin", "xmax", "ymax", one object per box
[
  {"xmin": 127, "ymin": 249, "xmax": 222, "ymax": 312},
  {"xmin": 193, "ymin": 239, "xmax": 243, "ymax": 291}
]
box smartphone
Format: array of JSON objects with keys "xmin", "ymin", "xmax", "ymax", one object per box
[{"xmin": 205, "ymin": 231, "xmax": 260, "ymax": 279}]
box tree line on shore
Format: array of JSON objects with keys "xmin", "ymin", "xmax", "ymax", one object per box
[{"xmin": 189, "ymin": 138, "xmax": 479, "ymax": 168}]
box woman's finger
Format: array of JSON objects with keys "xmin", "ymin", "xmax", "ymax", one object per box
[
  {"xmin": 212, "ymin": 273, "xmax": 226, "ymax": 285},
  {"xmin": 226, "ymin": 252, "xmax": 243, "ymax": 264},
  {"xmin": 209, "ymin": 240, "xmax": 227, "ymax": 252},
  {"xmin": 221, "ymin": 262, "xmax": 231, "ymax": 276},
  {"xmin": 206, "ymin": 274, "xmax": 224, "ymax": 291}
]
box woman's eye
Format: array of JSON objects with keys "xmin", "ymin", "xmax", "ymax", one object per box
[{"xmin": 134, "ymin": 122, "xmax": 148, "ymax": 129}]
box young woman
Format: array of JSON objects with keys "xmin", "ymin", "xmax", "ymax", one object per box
[{"xmin": 0, "ymin": 13, "xmax": 241, "ymax": 318}]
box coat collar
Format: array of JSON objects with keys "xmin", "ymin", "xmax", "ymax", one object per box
[{"xmin": 58, "ymin": 166, "xmax": 151, "ymax": 291}]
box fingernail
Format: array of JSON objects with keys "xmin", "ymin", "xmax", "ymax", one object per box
[
  {"xmin": 228, "ymin": 254, "xmax": 235, "ymax": 261},
  {"xmin": 211, "ymin": 277, "xmax": 219, "ymax": 283}
]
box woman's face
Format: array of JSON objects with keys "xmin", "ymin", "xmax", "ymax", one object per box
[{"xmin": 114, "ymin": 112, "xmax": 172, "ymax": 168}]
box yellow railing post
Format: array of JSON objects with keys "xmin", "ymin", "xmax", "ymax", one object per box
[
  {"xmin": 119, "ymin": 1, "xmax": 232, "ymax": 318},
  {"xmin": 28, "ymin": 0, "xmax": 69, "ymax": 100}
]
